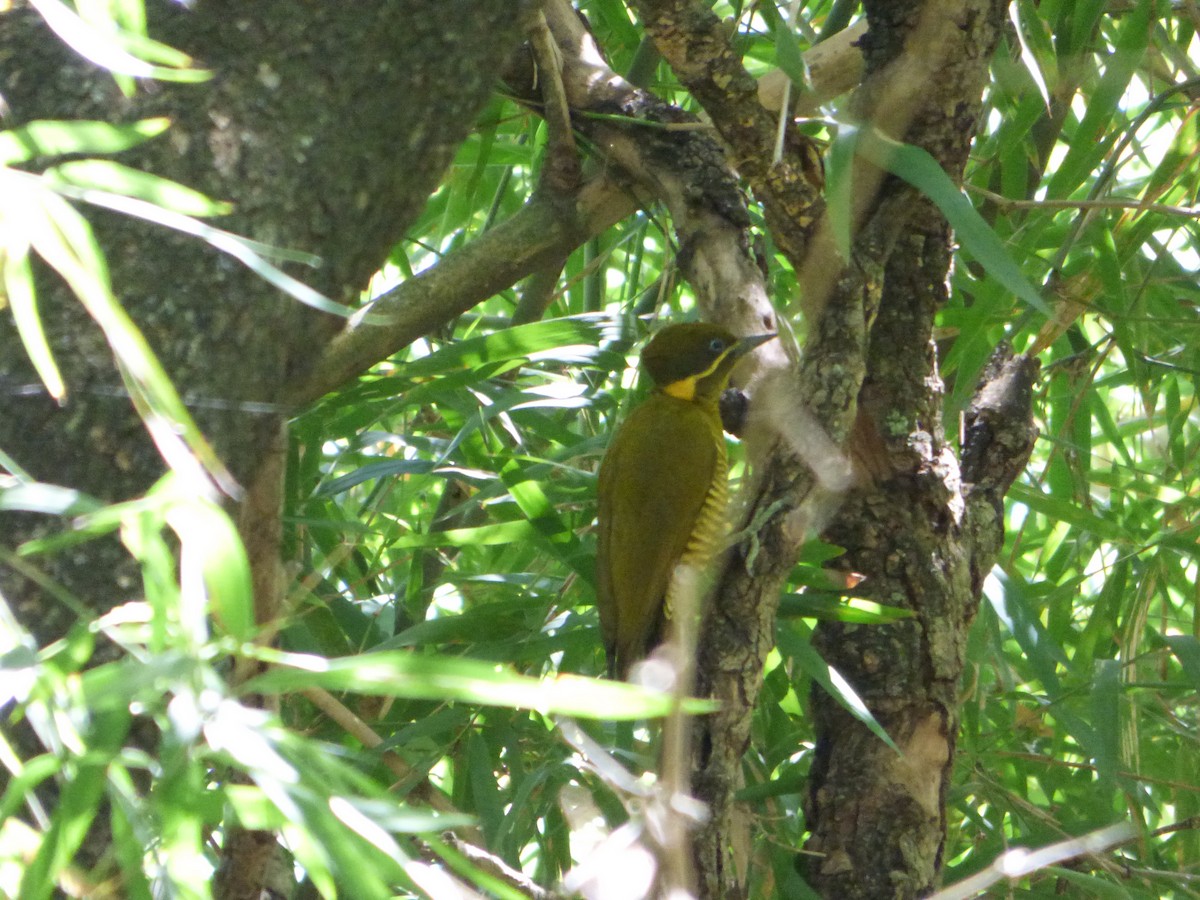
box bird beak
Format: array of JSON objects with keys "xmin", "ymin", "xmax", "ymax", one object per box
[{"xmin": 733, "ymin": 332, "xmax": 776, "ymax": 356}]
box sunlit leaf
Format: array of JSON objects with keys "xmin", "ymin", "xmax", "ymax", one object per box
[
  {"xmin": 776, "ymin": 621, "xmax": 899, "ymax": 752},
  {"xmin": 1090, "ymin": 659, "xmax": 1121, "ymax": 786},
  {"xmin": 401, "ymin": 314, "xmax": 624, "ymax": 379},
  {"xmin": 1, "ymin": 242, "xmax": 65, "ymax": 402},
  {"xmin": 22, "ymin": 185, "xmax": 240, "ymax": 496},
  {"xmin": 45, "ymin": 160, "xmax": 233, "ymax": 217},
  {"xmin": 28, "ymin": 0, "xmax": 210, "ymax": 82},
  {"xmin": 0, "ymin": 118, "xmax": 170, "ymax": 166},
  {"xmin": 0, "ymin": 482, "xmax": 103, "ymax": 517},
  {"xmin": 825, "ymin": 125, "xmax": 857, "ymax": 260},
  {"xmin": 855, "ymin": 127, "xmax": 1051, "ymax": 315},
  {"xmin": 244, "ymin": 649, "xmax": 715, "ymax": 720},
  {"xmin": 162, "ymin": 485, "xmax": 255, "ymax": 643}
]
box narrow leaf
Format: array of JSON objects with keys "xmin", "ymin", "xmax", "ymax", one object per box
[
  {"xmin": 825, "ymin": 126, "xmax": 857, "ymax": 260},
  {"xmin": 856, "ymin": 127, "xmax": 1051, "ymax": 315},
  {"xmin": 28, "ymin": 0, "xmax": 210, "ymax": 82},
  {"xmin": 1163, "ymin": 635, "xmax": 1200, "ymax": 688},
  {"xmin": 1009, "ymin": 2, "xmax": 1051, "ymax": 110},
  {"xmin": 1090, "ymin": 659, "xmax": 1121, "ymax": 787},
  {"xmin": 401, "ymin": 314, "xmax": 621, "ymax": 379},
  {"xmin": 164, "ymin": 490, "xmax": 255, "ymax": 642},
  {"xmin": 2, "ymin": 240, "xmax": 66, "ymax": 401},
  {"xmin": 777, "ymin": 621, "xmax": 899, "ymax": 752},
  {"xmin": 45, "ymin": 161, "xmax": 233, "ymax": 217},
  {"xmin": 778, "ymin": 592, "xmax": 915, "ymax": 624},
  {"xmin": 0, "ymin": 118, "xmax": 170, "ymax": 166},
  {"xmin": 0, "ymin": 482, "xmax": 103, "ymax": 517},
  {"xmin": 25, "ymin": 184, "xmax": 240, "ymax": 496},
  {"xmin": 244, "ymin": 649, "xmax": 716, "ymax": 720}
]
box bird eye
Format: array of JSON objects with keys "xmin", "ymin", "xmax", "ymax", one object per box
[{"xmin": 708, "ymin": 337, "xmax": 726, "ymax": 352}]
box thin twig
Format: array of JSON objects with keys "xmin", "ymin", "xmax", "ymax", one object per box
[{"xmin": 969, "ymin": 184, "xmax": 1200, "ymax": 218}]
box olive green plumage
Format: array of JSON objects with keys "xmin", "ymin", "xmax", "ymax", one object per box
[{"xmin": 595, "ymin": 323, "xmax": 773, "ymax": 679}]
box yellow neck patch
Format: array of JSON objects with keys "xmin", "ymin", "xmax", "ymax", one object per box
[{"xmin": 663, "ymin": 377, "xmax": 698, "ymax": 400}]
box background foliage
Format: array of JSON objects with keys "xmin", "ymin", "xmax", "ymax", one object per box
[{"xmin": 2, "ymin": 0, "xmax": 1199, "ymax": 897}]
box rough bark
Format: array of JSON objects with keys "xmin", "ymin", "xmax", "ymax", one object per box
[
  {"xmin": 0, "ymin": 0, "xmax": 534, "ymax": 630},
  {"xmin": 800, "ymin": 3, "xmax": 1025, "ymax": 898}
]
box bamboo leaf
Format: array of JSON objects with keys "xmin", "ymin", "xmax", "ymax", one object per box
[
  {"xmin": 856, "ymin": 127, "xmax": 1051, "ymax": 315},
  {"xmin": 45, "ymin": 160, "xmax": 233, "ymax": 217},
  {"xmin": 0, "ymin": 118, "xmax": 170, "ymax": 165},
  {"xmin": 244, "ymin": 649, "xmax": 715, "ymax": 720}
]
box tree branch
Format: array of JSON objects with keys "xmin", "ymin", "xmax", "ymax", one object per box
[
  {"xmin": 524, "ymin": 0, "xmax": 787, "ymax": 378},
  {"xmin": 285, "ymin": 176, "xmax": 637, "ymax": 407},
  {"xmin": 961, "ymin": 345, "xmax": 1040, "ymax": 595},
  {"xmin": 292, "ymin": 0, "xmax": 877, "ymax": 409},
  {"xmin": 629, "ymin": 0, "xmax": 826, "ymax": 270}
]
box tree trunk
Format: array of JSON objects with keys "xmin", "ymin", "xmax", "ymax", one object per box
[
  {"xmin": 0, "ymin": 0, "xmax": 532, "ymax": 638},
  {"xmin": 800, "ymin": 3, "xmax": 1035, "ymax": 897}
]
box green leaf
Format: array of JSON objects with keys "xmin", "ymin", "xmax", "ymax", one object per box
[
  {"xmin": 1007, "ymin": 482, "xmax": 1125, "ymax": 542},
  {"xmin": 2, "ymin": 243, "xmax": 65, "ymax": 402},
  {"xmin": 22, "ymin": 182, "xmax": 240, "ymax": 496},
  {"xmin": 425, "ymin": 832, "xmax": 533, "ymax": 900},
  {"xmin": 824, "ymin": 126, "xmax": 857, "ymax": 260},
  {"xmin": 467, "ymin": 731, "xmax": 505, "ymax": 846},
  {"xmin": 0, "ymin": 754, "xmax": 61, "ymax": 824},
  {"xmin": 161, "ymin": 484, "xmax": 255, "ymax": 643},
  {"xmin": 855, "ymin": 127, "xmax": 1051, "ymax": 316},
  {"xmin": 776, "ymin": 621, "xmax": 899, "ymax": 752},
  {"xmin": 19, "ymin": 709, "xmax": 132, "ymax": 899},
  {"xmin": 79, "ymin": 654, "xmax": 197, "ymax": 712},
  {"xmin": 778, "ymin": 592, "xmax": 915, "ymax": 624},
  {"xmin": 0, "ymin": 482, "xmax": 104, "ymax": 517},
  {"xmin": 1046, "ymin": 866, "xmax": 1146, "ymax": 900},
  {"xmin": 499, "ymin": 457, "xmax": 587, "ymax": 574},
  {"xmin": 340, "ymin": 799, "xmax": 474, "ymax": 835},
  {"xmin": 45, "ymin": 161, "xmax": 233, "ymax": 217},
  {"xmin": 388, "ymin": 520, "xmax": 543, "ymax": 549},
  {"xmin": 1162, "ymin": 635, "xmax": 1200, "ymax": 689},
  {"xmin": 314, "ymin": 460, "xmax": 438, "ymax": 497},
  {"xmin": 1090, "ymin": 659, "xmax": 1120, "ymax": 787},
  {"xmin": 985, "ymin": 570, "xmax": 1068, "ymax": 694},
  {"xmin": 107, "ymin": 771, "xmax": 156, "ymax": 900},
  {"xmin": 1008, "ymin": 1, "xmax": 1051, "ymax": 109},
  {"xmin": 759, "ymin": 2, "xmax": 810, "ymax": 92},
  {"xmin": 0, "ymin": 118, "xmax": 170, "ymax": 165},
  {"xmin": 244, "ymin": 649, "xmax": 715, "ymax": 720},
  {"xmin": 401, "ymin": 314, "xmax": 623, "ymax": 379},
  {"xmin": 29, "ymin": 0, "xmax": 210, "ymax": 83},
  {"xmin": 35, "ymin": 174, "xmax": 349, "ymax": 320},
  {"xmin": 1045, "ymin": 0, "xmax": 1151, "ymax": 200}
]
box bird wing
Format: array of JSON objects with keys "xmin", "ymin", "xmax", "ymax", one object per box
[{"xmin": 596, "ymin": 395, "xmax": 718, "ymax": 676}]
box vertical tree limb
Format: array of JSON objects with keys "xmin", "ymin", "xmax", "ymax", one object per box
[{"xmin": 801, "ymin": 2, "xmax": 1017, "ymax": 897}]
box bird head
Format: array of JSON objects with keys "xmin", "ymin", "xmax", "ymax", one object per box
[{"xmin": 641, "ymin": 322, "xmax": 775, "ymax": 402}]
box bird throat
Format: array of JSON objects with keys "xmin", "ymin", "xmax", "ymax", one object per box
[{"xmin": 662, "ymin": 376, "xmax": 699, "ymax": 401}]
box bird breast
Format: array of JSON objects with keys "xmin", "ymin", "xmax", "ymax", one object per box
[{"xmin": 681, "ymin": 439, "xmax": 728, "ymax": 568}]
